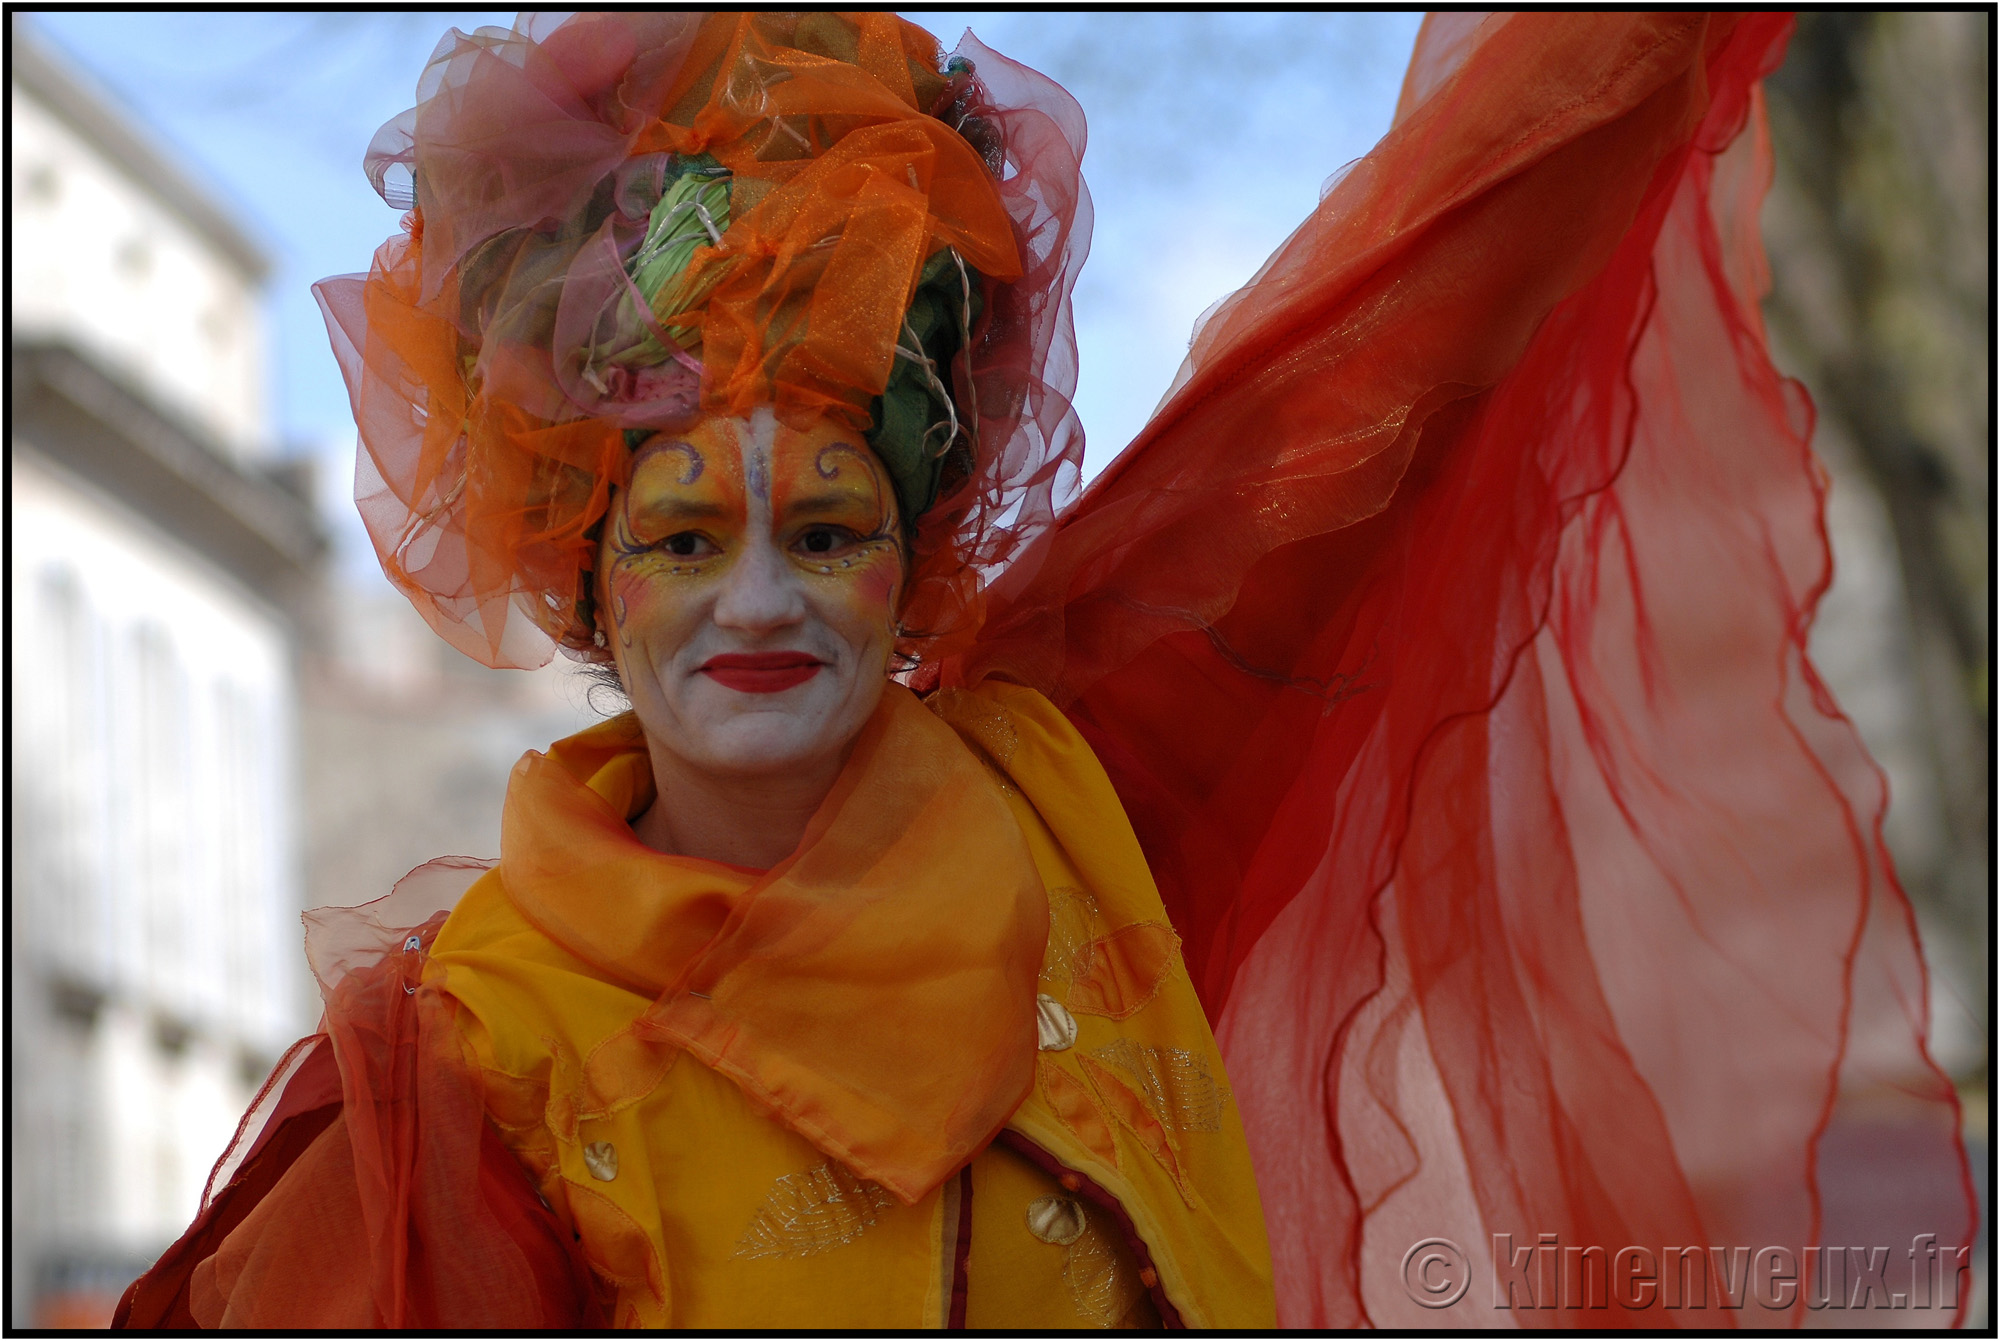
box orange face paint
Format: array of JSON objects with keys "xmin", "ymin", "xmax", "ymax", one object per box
[
  {"xmin": 605, "ymin": 417, "xmax": 903, "ymax": 631},
  {"xmin": 596, "ymin": 409, "xmax": 905, "ymax": 793}
]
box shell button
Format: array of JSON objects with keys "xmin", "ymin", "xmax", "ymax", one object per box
[
  {"xmin": 1026, "ymin": 1193, "xmax": 1086, "ymax": 1246},
  {"xmin": 1035, "ymin": 994, "xmax": 1077, "ymax": 1051},
  {"xmin": 583, "ymin": 1140, "xmax": 619, "ymax": 1182}
]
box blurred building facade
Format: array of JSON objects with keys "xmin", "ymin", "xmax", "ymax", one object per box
[
  {"xmin": 297, "ymin": 572, "xmax": 599, "ymax": 928},
  {"xmin": 9, "ymin": 30, "xmax": 324, "ymax": 1327},
  {"xmin": 9, "ymin": 24, "xmax": 600, "ymax": 1325}
]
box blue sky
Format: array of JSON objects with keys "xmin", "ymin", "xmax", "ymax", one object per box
[{"xmin": 27, "ymin": 12, "xmax": 1421, "ymax": 571}]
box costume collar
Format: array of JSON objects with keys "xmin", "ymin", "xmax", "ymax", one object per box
[{"xmin": 500, "ymin": 684, "xmax": 1047, "ymax": 1202}]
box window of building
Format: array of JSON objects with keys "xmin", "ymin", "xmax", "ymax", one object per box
[
  {"xmin": 115, "ymin": 237, "xmax": 152, "ymax": 280},
  {"xmin": 23, "ymin": 162, "xmax": 62, "ymax": 204},
  {"xmin": 31, "ymin": 566, "xmax": 103, "ymax": 971},
  {"xmin": 133, "ymin": 623, "xmax": 190, "ymax": 1007}
]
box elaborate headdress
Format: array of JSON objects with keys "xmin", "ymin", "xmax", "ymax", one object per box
[{"xmin": 318, "ymin": 12, "xmax": 1091, "ymax": 670}]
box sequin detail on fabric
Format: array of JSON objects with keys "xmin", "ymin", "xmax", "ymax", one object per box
[
  {"xmin": 929, "ymin": 687, "xmax": 1021, "ymax": 769},
  {"xmin": 732, "ymin": 1161, "xmax": 898, "ymax": 1260},
  {"xmin": 1035, "ymin": 994, "xmax": 1078, "ymax": 1051},
  {"xmin": 1091, "ymin": 1039, "xmax": 1229, "ymax": 1133},
  {"xmin": 582, "ymin": 1141, "xmax": 619, "ymax": 1181}
]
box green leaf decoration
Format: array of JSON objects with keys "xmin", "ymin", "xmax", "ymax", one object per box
[
  {"xmin": 607, "ymin": 155, "xmax": 732, "ymax": 370},
  {"xmin": 868, "ymin": 247, "xmax": 985, "ymax": 526}
]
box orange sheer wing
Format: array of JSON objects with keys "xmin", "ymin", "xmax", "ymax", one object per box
[
  {"xmin": 114, "ymin": 1041, "xmax": 343, "ymax": 1329},
  {"xmin": 948, "ymin": 12, "xmax": 1974, "ymax": 1328},
  {"xmin": 115, "ymin": 878, "xmax": 606, "ymax": 1331}
]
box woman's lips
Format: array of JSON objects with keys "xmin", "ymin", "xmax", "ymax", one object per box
[{"xmin": 698, "ymin": 652, "xmax": 825, "ymax": 694}]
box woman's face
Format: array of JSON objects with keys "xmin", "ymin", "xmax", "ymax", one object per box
[{"xmin": 597, "ymin": 407, "xmax": 904, "ymax": 782}]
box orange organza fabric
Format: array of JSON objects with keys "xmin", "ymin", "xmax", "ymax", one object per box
[
  {"xmin": 315, "ymin": 12, "xmax": 1085, "ymax": 670},
  {"xmin": 937, "ymin": 12, "xmax": 1973, "ymax": 1327},
  {"xmin": 632, "ymin": 16, "xmax": 1022, "ymax": 423}
]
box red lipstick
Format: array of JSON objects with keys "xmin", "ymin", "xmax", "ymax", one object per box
[{"xmin": 699, "ymin": 651, "xmax": 824, "ymax": 693}]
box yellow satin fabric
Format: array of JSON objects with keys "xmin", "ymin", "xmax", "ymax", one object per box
[{"xmin": 424, "ymin": 681, "xmax": 1273, "ymax": 1328}]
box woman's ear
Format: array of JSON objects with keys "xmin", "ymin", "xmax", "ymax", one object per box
[{"xmin": 589, "ymin": 559, "xmax": 614, "ymax": 654}]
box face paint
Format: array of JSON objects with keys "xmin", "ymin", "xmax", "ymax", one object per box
[{"xmin": 597, "ymin": 408, "xmax": 904, "ymax": 784}]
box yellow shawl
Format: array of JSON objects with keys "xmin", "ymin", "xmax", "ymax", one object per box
[{"xmin": 425, "ymin": 681, "xmax": 1274, "ymax": 1327}]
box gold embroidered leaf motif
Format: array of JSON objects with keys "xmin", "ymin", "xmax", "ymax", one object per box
[
  {"xmin": 1022, "ymin": 1182, "xmax": 1150, "ymax": 1327},
  {"xmin": 732, "ymin": 1160, "xmax": 898, "ymax": 1260},
  {"xmin": 1077, "ymin": 1055, "xmax": 1198, "ymax": 1205},
  {"xmin": 1042, "ymin": 886, "xmax": 1104, "ymax": 988},
  {"xmin": 1091, "ymin": 1039, "xmax": 1229, "ymax": 1133},
  {"xmin": 1062, "ymin": 1214, "xmax": 1144, "ymax": 1328}
]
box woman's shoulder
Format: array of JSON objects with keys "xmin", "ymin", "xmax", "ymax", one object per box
[
  {"xmin": 427, "ymin": 861, "xmax": 533, "ymax": 959},
  {"xmin": 929, "ymin": 679, "xmax": 1160, "ymax": 913},
  {"xmin": 926, "ymin": 678, "xmax": 1123, "ymax": 812},
  {"xmin": 926, "ymin": 677, "xmax": 1063, "ymax": 751},
  {"xmin": 422, "ymin": 859, "xmax": 656, "ymax": 1084}
]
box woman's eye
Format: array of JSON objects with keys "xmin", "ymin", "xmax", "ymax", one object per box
[
  {"xmin": 797, "ymin": 526, "xmax": 860, "ymax": 556},
  {"xmin": 660, "ymin": 532, "xmax": 714, "ymax": 558}
]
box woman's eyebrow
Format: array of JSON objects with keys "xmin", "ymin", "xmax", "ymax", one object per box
[
  {"xmin": 632, "ymin": 497, "xmax": 731, "ymax": 523},
  {"xmin": 783, "ymin": 492, "xmax": 878, "ymax": 520}
]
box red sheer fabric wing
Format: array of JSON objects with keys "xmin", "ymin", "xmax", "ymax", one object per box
[
  {"xmin": 953, "ymin": 12, "xmax": 1973, "ymax": 1327},
  {"xmin": 113, "ymin": 1047, "xmax": 342, "ymax": 1329},
  {"xmin": 303, "ymin": 858, "xmax": 604, "ymax": 1327},
  {"xmin": 962, "ymin": 13, "xmax": 1715, "ymax": 706},
  {"xmin": 120, "ymin": 858, "xmax": 600, "ymax": 1329},
  {"xmin": 470, "ymin": 1116, "xmax": 609, "ymax": 1329}
]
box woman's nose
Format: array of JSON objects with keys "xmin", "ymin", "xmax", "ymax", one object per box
[{"xmin": 711, "ymin": 533, "xmax": 807, "ymax": 635}]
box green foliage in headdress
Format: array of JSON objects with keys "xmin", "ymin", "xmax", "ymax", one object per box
[
  {"xmin": 871, "ymin": 247, "xmax": 985, "ymax": 527},
  {"xmin": 615, "ymin": 159, "xmax": 983, "ymax": 531}
]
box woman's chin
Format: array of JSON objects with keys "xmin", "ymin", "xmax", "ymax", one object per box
[
  {"xmin": 673, "ymin": 684, "xmax": 879, "ymax": 779},
  {"xmin": 697, "ymin": 728, "xmax": 837, "ymax": 778}
]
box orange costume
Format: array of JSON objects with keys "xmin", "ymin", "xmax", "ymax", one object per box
[
  {"xmin": 125, "ymin": 684, "xmax": 1271, "ymax": 1327},
  {"xmin": 120, "ymin": 10, "xmax": 1973, "ymax": 1330}
]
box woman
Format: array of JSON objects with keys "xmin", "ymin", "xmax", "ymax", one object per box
[{"xmin": 119, "ymin": 10, "xmax": 1973, "ymax": 1329}]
